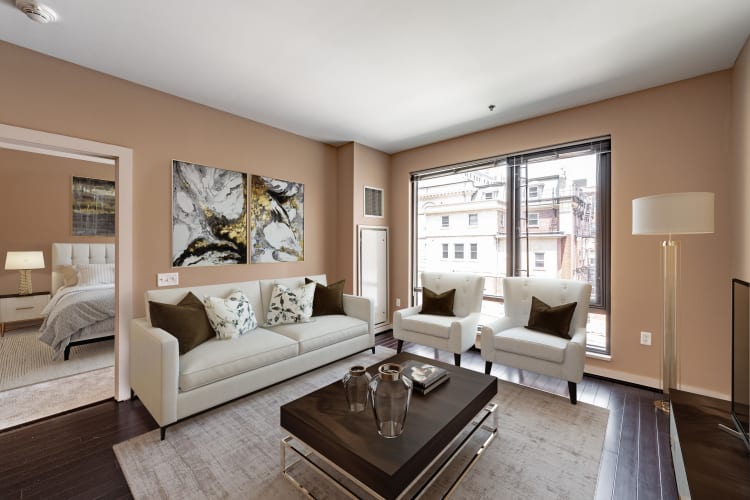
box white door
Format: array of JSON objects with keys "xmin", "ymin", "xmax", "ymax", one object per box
[{"xmin": 359, "ymin": 226, "xmax": 388, "ymax": 327}]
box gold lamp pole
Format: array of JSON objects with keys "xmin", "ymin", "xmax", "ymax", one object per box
[{"xmin": 632, "ymin": 192, "xmax": 714, "ymax": 414}]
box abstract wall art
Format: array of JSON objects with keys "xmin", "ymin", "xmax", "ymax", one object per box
[
  {"xmin": 172, "ymin": 160, "xmax": 248, "ymax": 266},
  {"xmin": 250, "ymin": 175, "xmax": 304, "ymax": 263},
  {"xmin": 72, "ymin": 176, "xmax": 116, "ymax": 236}
]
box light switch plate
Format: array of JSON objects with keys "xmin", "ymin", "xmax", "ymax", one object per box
[
  {"xmin": 640, "ymin": 331, "xmax": 652, "ymax": 346},
  {"xmin": 157, "ymin": 272, "xmax": 179, "ymax": 287}
]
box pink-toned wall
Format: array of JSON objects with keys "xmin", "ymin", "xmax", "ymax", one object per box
[
  {"xmin": 732, "ymin": 37, "xmax": 750, "ymax": 280},
  {"xmin": 391, "ymin": 72, "xmax": 733, "ymax": 397},
  {"xmin": 0, "ymin": 148, "xmax": 115, "ymax": 294},
  {"xmin": 0, "ymin": 41, "xmax": 339, "ymax": 317}
]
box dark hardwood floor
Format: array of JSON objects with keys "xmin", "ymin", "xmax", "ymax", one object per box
[{"xmin": 0, "ymin": 331, "xmax": 678, "ymax": 499}]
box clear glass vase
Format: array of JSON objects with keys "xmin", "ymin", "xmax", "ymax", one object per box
[
  {"xmin": 342, "ymin": 365, "xmax": 371, "ymax": 412},
  {"xmin": 368, "ymin": 363, "xmax": 413, "ymax": 438}
]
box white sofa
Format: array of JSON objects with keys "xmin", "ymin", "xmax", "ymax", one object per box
[
  {"xmin": 480, "ymin": 277, "xmax": 591, "ymax": 404},
  {"xmin": 130, "ymin": 274, "xmax": 373, "ymax": 439}
]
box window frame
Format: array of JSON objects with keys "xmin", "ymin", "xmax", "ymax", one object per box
[
  {"xmin": 454, "ymin": 243, "xmax": 464, "ymax": 259},
  {"xmin": 442, "ymin": 243, "xmax": 448, "ymax": 259},
  {"xmin": 468, "ymin": 213, "xmax": 478, "ymax": 227},
  {"xmin": 441, "ymin": 215, "xmax": 449, "ymax": 228},
  {"xmin": 470, "ymin": 243, "xmax": 478, "ymax": 260}
]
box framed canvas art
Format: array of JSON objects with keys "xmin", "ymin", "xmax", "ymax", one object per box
[
  {"xmin": 72, "ymin": 176, "xmax": 116, "ymax": 236},
  {"xmin": 250, "ymin": 175, "xmax": 304, "ymax": 263},
  {"xmin": 172, "ymin": 160, "xmax": 248, "ymax": 266}
]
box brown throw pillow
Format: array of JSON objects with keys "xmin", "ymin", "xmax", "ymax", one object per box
[
  {"xmin": 525, "ymin": 296, "xmax": 578, "ymax": 339},
  {"xmin": 421, "ymin": 287, "xmax": 456, "ymax": 316},
  {"xmin": 305, "ymin": 278, "xmax": 346, "ymax": 316},
  {"xmin": 149, "ymin": 292, "xmax": 215, "ymax": 354}
]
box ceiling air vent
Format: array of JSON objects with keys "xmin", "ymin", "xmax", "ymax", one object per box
[{"xmin": 364, "ymin": 186, "xmax": 384, "ymax": 217}]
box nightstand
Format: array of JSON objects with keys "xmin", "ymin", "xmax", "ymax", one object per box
[{"xmin": 0, "ymin": 292, "xmax": 50, "ymax": 336}]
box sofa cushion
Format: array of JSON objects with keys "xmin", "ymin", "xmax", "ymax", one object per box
[
  {"xmin": 264, "ymin": 282, "xmax": 316, "ymax": 326},
  {"xmin": 269, "ymin": 315, "xmax": 367, "ymax": 354},
  {"xmin": 421, "ymin": 287, "xmax": 456, "ymax": 316},
  {"xmin": 305, "ymin": 277, "xmax": 346, "ymax": 316},
  {"xmin": 400, "ymin": 314, "xmax": 455, "ymax": 339},
  {"xmin": 149, "ymin": 292, "xmax": 215, "ymax": 355},
  {"xmin": 493, "ymin": 326, "xmax": 568, "ymax": 363},
  {"xmin": 204, "ymin": 290, "xmax": 258, "ymax": 339},
  {"xmin": 178, "ymin": 328, "xmax": 298, "ymax": 391}
]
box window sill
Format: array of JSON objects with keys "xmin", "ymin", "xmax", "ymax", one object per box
[{"xmin": 586, "ymin": 351, "xmax": 611, "ymax": 361}]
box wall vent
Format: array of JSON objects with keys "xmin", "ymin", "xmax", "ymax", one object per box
[{"xmin": 364, "ymin": 186, "xmax": 384, "ymax": 217}]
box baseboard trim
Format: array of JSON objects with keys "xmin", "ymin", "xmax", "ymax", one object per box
[{"xmin": 585, "ymin": 366, "xmax": 730, "ymax": 400}]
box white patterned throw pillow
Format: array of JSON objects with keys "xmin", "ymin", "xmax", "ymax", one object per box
[
  {"xmin": 203, "ymin": 290, "xmax": 258, "ymax": 339},
  {"xmin": 264, "ymin": 282, "xmax": 316, "ymax": 326}
]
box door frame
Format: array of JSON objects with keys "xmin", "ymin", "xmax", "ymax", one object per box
[
  {"xmin": 357, "ymin": 225, "xmax": 390, "ymax": 332},
  {"xmin": 0, "ymin": 123, "xmax": 133, "ymax": 401}
]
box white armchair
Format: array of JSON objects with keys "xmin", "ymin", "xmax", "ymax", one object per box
[
  {"xmin": 394, "ymin": 272, "xmax": 485, "ymax": 366},
  {"xmin": 481, "ymin": 277, "xmax": 592, "ymax": 404}
]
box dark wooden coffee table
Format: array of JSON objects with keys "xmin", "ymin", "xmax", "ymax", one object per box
[{"xmin": 280, "ymin": 352, "xmax": 498, "ymax": 499}]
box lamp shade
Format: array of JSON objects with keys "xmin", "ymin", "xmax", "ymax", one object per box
[
  {"xmin": 632, "ymin": 192, "xmax": 714, "ymax": 235},
  {"xmin": 4, "ymin": 251, "xmax": 45, "ymax": 270}
]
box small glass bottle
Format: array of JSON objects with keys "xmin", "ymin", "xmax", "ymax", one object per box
[
  {"xmin": 369, "ymin": 363, "xmax": 413, "ymax": 438},
  {"xmin": 342, "ymin": 365, "xmax": 371, "ymax": 412}
]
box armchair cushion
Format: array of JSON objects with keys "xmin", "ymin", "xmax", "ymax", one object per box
[
  {"xmin": 400, "ymin": 314, "xmax": 456, "ymax": 339},
  {"xmin": 421, "ymin": 287, "xmax": 456, "ymax": 316},
  {"xmin": 526, "ymin": 296, "xmax": 578, "ymax": 339},
  {"xmin": 493, "ymin": 326, "xmax": 569, "ymax": 363}
]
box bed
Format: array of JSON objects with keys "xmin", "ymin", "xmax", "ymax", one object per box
[{"xmin": 38, "ymin": 243, "xmax": 116, "ymax": 360}]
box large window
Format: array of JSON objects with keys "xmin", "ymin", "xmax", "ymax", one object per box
[{"xmin": 411, "ymin": 137, "xmax": 611, "ymax": 354}]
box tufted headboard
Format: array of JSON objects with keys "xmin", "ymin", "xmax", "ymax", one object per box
[{"xmin": 51, "ymin": 243, "xmax": 116, "ymax": 295}]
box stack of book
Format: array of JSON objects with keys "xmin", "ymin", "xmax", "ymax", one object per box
[{"xmin": 401, "ymin": 360, "xmax": 450, "ymax": 395}]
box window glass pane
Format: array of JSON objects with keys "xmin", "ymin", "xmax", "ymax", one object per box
[
  {"xmin": 442, "ymin": 243, "xmax": 448, "ymax": 258},
  {"xmin": 471, "ymin": 243, "xmax": 478, "ymax": 259},
  {"xmin": 441, "ymin": 215, "xmax": 449, "ymax": 227},
  {"xmin": 455, "ymin": 243, "xmax": 464, "ymax": 259},
  {"xmin": 534, "ymin": 252, "xmax": 544, "ymax": 268},
  {"xmin": 469, "ymin": 213, "xmax": 478, "ymax": 226}
]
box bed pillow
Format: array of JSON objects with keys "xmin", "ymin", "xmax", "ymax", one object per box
[
  {"xmin": 305, "ymin": 278, "xmax": 346, "ymax": 316},
  {"xmin": 76, "ymin": 263, "xmax": 115, "ymax": 285},
  {"xmin": 204, "ymin": 290, "xmax": 258, "ymax": 339},
  {"xmin": 59, "ymin": 265, "xmax": 79, "ymax": 287},
  {"xmin": 149, "ymin": 292, "xmax": 215, "ymax": 354},
  {"xmin": 525, "ymin": 296, "xmax": 578, "ymax": 339},
  {"xmin": 420, "ymin": 287, "xmax": 456, "ymax": 316},
  {"xmin": 264, "ymin": 282, "xmax": 316, "ymax": 326}
]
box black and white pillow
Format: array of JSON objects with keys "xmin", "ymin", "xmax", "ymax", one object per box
[
  {"xmin": 264, "ymin": 282, "xmax": 316, "ymax": 326},
  {"xmin": 204, "ymin": 290, "xmax": 258, "ymax": 339}
]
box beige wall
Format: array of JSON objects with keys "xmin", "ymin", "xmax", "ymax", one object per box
[
  {"xmin": 391, "ymin": 72, "xmax": 733, "ymax": 397},
  {"xmin": 0, "ymin": 148, "xmax": 115, "ymax": 294},
  {"xmin": 732, "ymin": 37, "xmax": 750, "ymax": 280},
  {"xmin": 0, "ymin": 41, "xmax": 339, "ymax": 317}
]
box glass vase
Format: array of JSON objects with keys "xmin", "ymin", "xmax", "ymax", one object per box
[
  {"xmin": 368, "ymin": 362, "xmax": 413, "ymax": 438},
  {"xmin": 342, "ymin": 365, "xmax": 371, "ymax": 412}
]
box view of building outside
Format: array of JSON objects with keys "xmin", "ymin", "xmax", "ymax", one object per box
[{"xmin": 414, "ymin": 154, "xmax": 607, "ymax": 351}]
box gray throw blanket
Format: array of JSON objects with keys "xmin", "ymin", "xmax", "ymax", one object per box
[{"xmin": 39, "ymin": 287, "xmax": 115, "ymax": 360}]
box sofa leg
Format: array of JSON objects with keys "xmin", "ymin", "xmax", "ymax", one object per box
[
  {"xmin": 371, "ymin": 346, "xmax": 375, "ymax": 354},
  {"xmin": 484, "ymin": 361, "xmax": 492, "ymax": 375},
  {"xmin": 160, "ymin": 427, "xmax": 167, "ymax": 441},
  {"xmin": 454, "ymin": 353, "xmax": 461, "ymax": 366},
  {"xmin": 397, "ymin": 340, "xmax": 403, "ymax": 353},
  {"xmin": 568, "ymin": 381, "xmax": 577, "ymax": 405}
]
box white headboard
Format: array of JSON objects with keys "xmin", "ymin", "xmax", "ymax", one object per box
[{"xmin": 51, "ymin": 243, "xmax": 116, "ymax": 295}]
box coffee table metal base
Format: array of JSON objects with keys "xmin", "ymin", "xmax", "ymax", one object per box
[{"xmin": 281, "ymin": 402, "xmax": 498, "ymax": 500}]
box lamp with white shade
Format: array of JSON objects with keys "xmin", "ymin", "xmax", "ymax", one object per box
[
  {"xmin": 632, "ymin": 192, "xmax": 714, "ymax": 413},
  {"xmin": 4, "ymin": 251, "xmax": 45, "ymax": 296}
]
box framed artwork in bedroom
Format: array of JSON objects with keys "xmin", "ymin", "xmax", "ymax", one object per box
[
  {"xmin": 171, "ymin": 160, "xmax": 248, "ymax": 267},
  {"xmin": 71, "ymin": 176, "xmax": 116, "ymax": 236},
  {"xmin": 250, "ymin": 175, "xmax": 304, "ymax": 263}
]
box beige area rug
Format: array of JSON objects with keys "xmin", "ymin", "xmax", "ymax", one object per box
[
  {"xmin": 115, "ymin": 349, "xmax": 608, "ymax": 499},
  {"xmin": 0, "ymin": 327, "xmax": 114, "ymax": 392},
  {"xmin": 0, "ymin": 366, "xmax": 113, "ymax": 430}
]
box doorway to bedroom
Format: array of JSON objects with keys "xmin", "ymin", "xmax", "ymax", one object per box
[{"xmin": 0, "ymin": 125, "xmax": 133, "ymax": 430}]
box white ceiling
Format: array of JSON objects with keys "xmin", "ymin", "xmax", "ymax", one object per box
[{"xmin": 1, "ymin": 1, "xmax": 750, "ymax": 154}]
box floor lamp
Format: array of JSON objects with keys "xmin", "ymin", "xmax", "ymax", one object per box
[{"xmin": 632, "ymin": 192, "xmax": 714, "ymax": 414}]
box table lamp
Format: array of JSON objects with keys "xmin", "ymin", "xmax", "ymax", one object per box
[{"xmin": 4, "ymin": 251, "xmax": 45, "ymax": 295}]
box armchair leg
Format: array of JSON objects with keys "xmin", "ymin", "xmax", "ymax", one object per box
[
  {"xmin": 568, "ymin": 381, "xmax": 577, "ymax": 405},
  {"xmin": 397, "ymin": 340, "xmax": 403, "ymax": 353},
  {"xmin": 454, "ymin": 353, "xmax": 461, "ymax": 366},
  {"xmin": 160, "ymin": 427, "xmax": 167, "ymax": 440},
  {"xmin": 484, "ymin": 361, "xmax": 492, "ymax": 375}
]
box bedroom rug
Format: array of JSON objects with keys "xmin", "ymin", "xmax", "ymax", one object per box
[
  {"xmin": 0, "ymin": 327, "xmax": 114, "ymax": 392},
  {"xmin": 0, "ymin": 366, "xmax": 113, "ymax": 430},
  {"xmin": 114, "ymin": 349, "xmax": 609, "ymax": 500}
]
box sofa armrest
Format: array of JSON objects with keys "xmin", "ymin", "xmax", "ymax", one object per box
[
  {"xmin": 479, "ymin": 316, "xmax": 516, "ymax": 336},
  {"xmin": 394, "ymin": 305, "xmax": 421, "ymax": 321},
  {"xmin": 343, "ymin": 294, "xmax": 374, "ymax": 339},
  {"xmin": 562, "ymin": 328, "xmax": 587, "ymax": 382},
  {"xmin": 130, "ymin": 318, "xmax": 180, "ymax": 427},
  {"xmin": 450, "ymin": 312, "xmax": 482, "ymax": 353}
]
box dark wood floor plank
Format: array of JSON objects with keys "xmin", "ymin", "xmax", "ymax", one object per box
[
  {"xmin": 637, "ymin": 389, "xmax": 663, "ymax": 500},
  {"xmin": 0, "ymin": 331, "xmax": 675, "ymax": 500}
]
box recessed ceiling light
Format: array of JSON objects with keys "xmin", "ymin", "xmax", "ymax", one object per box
[{"xmin": 15, "ymin": 1, "xmax": 58, "ymax": 24}]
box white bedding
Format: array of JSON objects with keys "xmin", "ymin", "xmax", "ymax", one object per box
[{"xmin": 39, "ymin": 284, "xmax": 115, "ymax": 359}]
